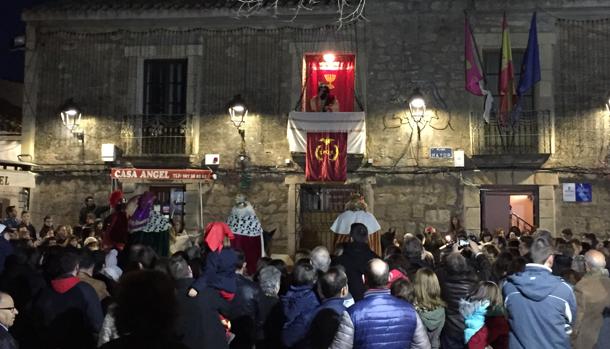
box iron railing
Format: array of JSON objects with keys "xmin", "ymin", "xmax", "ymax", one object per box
[
  {"xmin": 510, "ymin": 213, "xmax": 534, "ymax": 233},
  {"xmin": 471, "ymin": 110, "xmax": 552, "ymax": 155},
  {"xmin": 120, "ymin": 114, "xmax": 192, "ymax": 156}
]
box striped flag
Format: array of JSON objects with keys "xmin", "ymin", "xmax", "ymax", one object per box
[
  {"xmin": 464, "ymin": 15, "xmax": 493, "ymax": 123},
  {"xmin": 498, "ymin": 13, "xmax": 516, "ymax": 126}
]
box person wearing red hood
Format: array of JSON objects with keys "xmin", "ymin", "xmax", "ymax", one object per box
[
  {"xmin": 32, "ymin": 251, "xmax": 103, "ymax": 349},
  {"xmin": 103, "ymin": 190, "xmax": 128, "ymax": 251}
]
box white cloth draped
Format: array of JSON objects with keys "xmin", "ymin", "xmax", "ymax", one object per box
[
  {"xmin": 330, "ymin": 210, "xmax": 381, "ymax": 235},
  {"xmin": 287, "ymin": 112, "xmax": 366, "ymax": 154}
]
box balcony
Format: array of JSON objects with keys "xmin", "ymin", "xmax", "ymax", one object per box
[
  {"xmin": 120, "ymin": 114, "xmax": 193, "ymax": 157},
  {"xmin": 470, "ymin": 110, "xmax": 552, "ymax": 167}
]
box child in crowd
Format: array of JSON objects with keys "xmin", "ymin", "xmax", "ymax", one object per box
[{"xmin": 459, "ymin": 281, "xmax": 509, "ymax": 349}]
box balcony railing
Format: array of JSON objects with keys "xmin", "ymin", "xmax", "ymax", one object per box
[
  {"xmin": 471, "ymin": 110, "xmax": 552, "ymax": 156},
  {"xmin": 120, "ymin": 114, "xmax": 192, "ymax": 156}
]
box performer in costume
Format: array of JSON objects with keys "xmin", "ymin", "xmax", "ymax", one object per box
[
  {"xmin": 102, "ymin": 190, "xmax": 128, "ymax": 251},
  {"xmin": 309, "ymin": 83, "xmax": 340, "ymax": 112},
  {"xmin": 127, "ymin": 191, "xmax": 171, "ymax": 256},
  {"xmin": 227, "ymin": 194, "xmax": 264, "ymax": 275},
  {"xmin": 331, "ymin": 193, "xmax": 382, "ymax": 255}
]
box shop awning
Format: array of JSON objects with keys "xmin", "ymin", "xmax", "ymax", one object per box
[
  {"xmin": 110, "ymin": 168, "xmax": 214, "ymax": 182},
  {"xmin": 0, "ymin": 169, "xmax": 36, "ymax": 188}
]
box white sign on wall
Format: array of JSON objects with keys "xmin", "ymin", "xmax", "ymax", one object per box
[{"xmin": 563, "ymin": 183, "xmax": 576, "ymax": 202}]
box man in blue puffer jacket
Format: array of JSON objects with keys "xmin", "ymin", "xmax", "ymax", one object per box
[
  {"xmin": 348, "ymin": 258, "xmax": 430, "ymax": 349},
  {"xmin": 503, "ymin": 229, "xmax": 576, "ymax": 349}
]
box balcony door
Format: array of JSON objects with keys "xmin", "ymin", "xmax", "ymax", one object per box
[{"xmin": 141, "ymin": 59, "xmax": 188, "ymax": 155}]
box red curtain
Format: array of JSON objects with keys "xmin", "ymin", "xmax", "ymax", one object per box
[
  {"xmin": 305, "ymin": 54, "xmax": 355, "ymax": 112},
  {"xmin": 306, "ymin": 132, "xmax": 347, "ymax": 182}
]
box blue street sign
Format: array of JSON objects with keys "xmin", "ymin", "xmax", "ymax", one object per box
[
  {"xmin": 430, "ymin": 147, "xmax": 453, "ymax": 159},
  {"xmin": 575, "ymin": 183, "xmax": 592, "ymax": 202}
]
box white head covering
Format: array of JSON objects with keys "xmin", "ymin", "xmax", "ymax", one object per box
[{"xmin": 102, "ymin": 249, "xmax": 123, "ymax": 282}]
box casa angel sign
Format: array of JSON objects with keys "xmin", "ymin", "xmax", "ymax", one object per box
[{"xmin": 111, "ymin": 168, "xmax": 214, "ymax": 181}]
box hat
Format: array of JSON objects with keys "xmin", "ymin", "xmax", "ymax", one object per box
[
  {"xmin": 102, "ymin": 249, "xmax": 123, "ymax": 282},
  {"xmin": 387, "ymin": 269, "xmax": 409, "ymax": 288},
  {"xmin": 204, "ymin": 222, "xmax": 235, "ymax": 252},
  {"xmin": 109, "ymin": 190, "xmax": 124, "ymax": 209},
  {"xmin": 84, "ymin": 236, "xmax": 98, "ymax": 246}
]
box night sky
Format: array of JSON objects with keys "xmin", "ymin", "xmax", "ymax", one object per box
[{"xmin": 0, "ymin": 0, "xmax": 57, "ymax": 82}]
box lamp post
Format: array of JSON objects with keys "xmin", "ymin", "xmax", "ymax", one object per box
[
  {"xmin": 408, "ymin": 88, "xmax": 426, "ymax": 140},
  {"xmin": 59, "ymin": 98, "xmax": 84, "ymax": 142},
  {"xmin": 227, "ymin": 94, "xmax": 249, "ymax": 157}
]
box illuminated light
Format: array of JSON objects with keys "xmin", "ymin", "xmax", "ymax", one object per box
[
  {"xmin": 408, "ymin": 88, "xmax": 426, "ymax": 123},
  {"xmin": 323, "ymin": 53, "xmax": 336, "ymax": 63}
]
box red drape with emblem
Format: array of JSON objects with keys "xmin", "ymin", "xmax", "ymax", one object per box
[
  {"xmin": 305, "ymin": 55, "xmax": 355, "ymax": 112},
  {"xmin": 306, "ymin": 132, "xmax": 347, "ymax": 182}
]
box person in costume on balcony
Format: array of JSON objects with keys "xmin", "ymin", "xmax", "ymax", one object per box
[
  {"xmin": 227, "ymin": 194, "xmax": 265, "ymax": 276},
  {"xmin": 102, "ymin": 190, "xmax": 129, "ymax": 251},
  {"xmin": 331, "ymin": 193, "xmax": 382, "ymax": 256},
  {"xmin": 310, "ymin": 83, "xmax": 340, "ymax": 112},
  {"xmin": 127, "ymin": 191, "xmax": 171, "ymax": 257}
]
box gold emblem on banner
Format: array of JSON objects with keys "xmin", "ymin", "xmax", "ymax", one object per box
[
  {"xmin": 323, "ymin": 74, "xmax": 336, "ymax": 89},
  {"xmin": 315, "ymin": 137, "xmax": 340, "ymax": 161}
]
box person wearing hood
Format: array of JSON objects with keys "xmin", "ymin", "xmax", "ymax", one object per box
[
  {"xmin": 411, "ymin": 268, "xmax": 445, "ymax": 349},
  {"xmin": 459, "ymin": 281, "xmax": 508, "ymax": 349},
  {"xmin": 33, "ymin": 250, "xmax": 103, "ymax": 349},
  {"xmin": 503, "ymin": 229, "xmax": 576, "ymax": 349}
]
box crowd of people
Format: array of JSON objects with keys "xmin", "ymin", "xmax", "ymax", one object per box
[{"xmin": 0, "ymin": 197, "xmax": 609, "ymax": 349}]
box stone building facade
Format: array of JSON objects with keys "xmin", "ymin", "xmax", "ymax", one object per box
[{"xmin": 18, "ymin": 0, "xmax": 610, "ymax": 255}]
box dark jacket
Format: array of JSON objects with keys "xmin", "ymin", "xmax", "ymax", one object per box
[
  {"xmin": 229, "ymin": 274, "xmax": 261, "ymax": 349},
  {"xmin": 348, "ymin": 289, "xmax": 418, "ymax": 349},
  {"xmin": 100, "ymin": 335, "xmax": 189, "ymax": 349},
  {"xmin": 406, "ymin": 256, "xmax": 433, "ymax": 282},
  {"xmin": 0, "ymin": 326, "xmax": 18, "ymax": 349},
  {"xmin": 32, "ymin": 276, "xmax": 103, "ymax": 349},
  {"xmin": 503, "ymin": 264, "xmax": 576, "ymax": 349},
  {"xmin": 281, "ymin": 285, "xmax": 320, "ymax": 347},
  {"xmin": 79, "ymin": 205, "xmax": 109, "ymax": 225},
  {"xmin": 437, "ymin": 266, "xmax": 479, "ymax": 349},
  {"xmin": 290, "ymin": 297, "xmax": 348, "ymax": 348},
  {"xmin": 572, "ymin": 270, "xmax": 610, "ymax": 349},
  {"xmin": 256, "ymin": 294, "xmax": 283, "ymax": 349},
  {"xmin": 333, "ymin": 242, "xmax": 378, "ymax": 301},
  {"xmin": 174, "ymin": 278, "xmax": 230, "ymax": 349},
  {"xmin": 0, "ymin": 237, "xmax": 14, "ymax": 274},
  {"xmin": 192, "ymin": 249, "xmax": 237, "ymax": 294}
]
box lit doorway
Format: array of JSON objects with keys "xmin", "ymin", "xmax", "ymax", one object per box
[{"xmin": 481, "ymin": 186, "xmax": 538, "ymax": 234}]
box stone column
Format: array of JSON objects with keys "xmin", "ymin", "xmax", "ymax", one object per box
[
  {"xmin": 538, "ymin": 185, "xmax": 557, "ymax": 234},
  {"xmin": 463, "ymin": 185, "xmax": 481, "ymax": 233}
]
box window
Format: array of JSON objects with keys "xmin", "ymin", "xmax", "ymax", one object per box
[
  {"xmin": 483, "ymin": 50, "xmax": 535, "ymax": 111},
  {"xmin": 143, "ymin": 59, "xmax": 187, "ymax": 115}
]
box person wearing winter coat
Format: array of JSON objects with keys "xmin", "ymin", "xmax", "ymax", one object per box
[
  {"xmin": 169, "ymin": 255, "xmax": 230, "ymax": 349},
  {"xmin": 229, "ymin": 250, "xmax": 261, "ymax": 349},
  {"xmin": 412, "ymin": 268, "xmax": 445, "ymax": 349},
  {"xmin": 503, "ymin": 230, "xmax": 576, "ymax": 349},
  {"xmin": 32, "ymin": 251, "xmax": 103, "ymax": 349},
  {"xmin": 348, "ymin": 258, "xmax": 430, "ymax": 349},
  {"xmin": 437, "ymin": 250, "xmax": 479, "ymax": 349},
  {"xmin": 571, "ymin": 250, "xmax": 610, "ymax": 349},
  {"xmin": 333, "ymin": 223, "xmax": 378, "ymax": 301},
  {"xmin": 459, "ymin": 281, "xmax": 508, "ymax": 349},
  {"xmin": 594, "ymin": 307, "xmax": 610, "ymax": 349},
  {"xmin": 281, "ymin": 260, "xmax": 320, "ymax": 348}
]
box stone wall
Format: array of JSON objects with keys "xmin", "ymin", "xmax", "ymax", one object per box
[
  {"xmin": 555, "ymin": 174, "xmax": 610, "ymax": 240},
  {"xmin": 373, "ymin": 173, "xmax": 461, "ymax": 235}
]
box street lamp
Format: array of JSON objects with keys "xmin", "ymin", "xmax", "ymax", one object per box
[
  {"xmin": 59, "ymin": 98, "xmax": 84, "ymax": 142},
  {"xmin": 227, "ymin": 94, "xmax": 249, "ymax": 160},
  {"xmin": 606, "ymin": 93, "xmax": 610, "ymax": 114},
  {"xmin": 408, "ymin": 88, "xmax": 426, "ymax": 123},
  {"xmin": 228, "ymin": 94, "xmax": 248, "ymax": 130}
]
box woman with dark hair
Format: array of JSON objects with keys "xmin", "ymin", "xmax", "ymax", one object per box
[
  {"xmin": 100, "ymin": 270, "xmax": 187, "ymax": 349},
  {"xmin": 491, "ymin": 252, "xmax": 513, "ymax": 285},
  {"xmin": 448, "ymin": 216, "xmax": 463, "ymax": 239},
  {"xmin": 479, "ymin": 229, "xmax": 493, "ymax": 244}
]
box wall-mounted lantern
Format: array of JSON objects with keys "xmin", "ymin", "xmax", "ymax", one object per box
[
  {"xmin": 228, "ymin": 94, "xmax": 248, "ymax": 130},
  {"xmin": 59, "ymin": 98, "xmax": 84, "ymax": 142},
  {"xmin": 408, "ymin": 88, "xmax": 426, "ymax": 123},
  {"xmin": 606, "ymin": 93, "xmax": 610, "ymax": 114}
]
